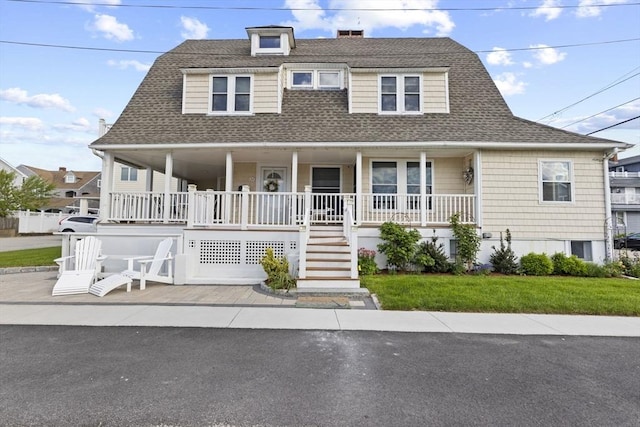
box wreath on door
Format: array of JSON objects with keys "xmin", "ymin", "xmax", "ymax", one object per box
[
  {"xmin": 264, "ymin": 179, "xmax": 279, "ymax": 192},
  {"xmin": 463, "ymin": 166, "xmax": 474, "ymax": 185}
]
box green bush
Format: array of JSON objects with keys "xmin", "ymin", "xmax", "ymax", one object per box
[
  {"xmin": 260, "ymin": 248, "xmax": 295, "ymax": 290},
  {"xmin": 449, "ymin": 213, "xmax": 481, "ymax": 272},
  {"xmin": 415, "ymin": 234, "xmax": 451, "ymax": 273},
  {"xmin": 489, "ymin": 229, "xmax": 518, "ymax": 275},
  {"xmin": 377, "ymin": 222, "xmax": 422, "ymax": 272},
  {"xmin": 520, "ymin": 252, "xmax": 553, "ymax": 276},
  {"xmin": 358, "ymin": 248, "xmax": 379, "ymax": 275},
  {"xmin": 551, "ymin": 252, "xmax": 587, "ymax": 276}
]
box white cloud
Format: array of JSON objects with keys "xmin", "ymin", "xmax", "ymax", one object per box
[
  {"xmin": 89, "ymin": 14, "xmax": 134, "ymax": 42},
  {"xmin": 556, "ymin": 100, "xmax": 640, "ymax": 133},
  {"xmin": 0, "ymin": 117, "xmax": 45, "ymax": 131},
  {"xmin": 107, "ymin": 59, "xmax": 151, "ymax": 72},
  {"xmin": 523, "ymin": 61, "xmax": 533, "ymax": 68},
  {"xmin": 576, "ymin": 0, "xmax": 629, "ymax": 18},
  {"xmin": 530, "ymin": 0, "xmax": 563, "ymax": 21},
  {"xmin": 493, "ymin": 72, "xmax": 527, "ymax": 96},
  {"xmin": 486, "ymin": 47, "xmax": 514, "ymax": 66},
  {"xmin": 530, "ymin": 44, "xmax": 567, "ymax": 65},
  {"xmin": 53, "ymin": 117, "xmax": 95, "ymax": 134},
  {"xmin": 92, "ymin": 108, "xmax": 114, "ymax": 119},
  {"xmin": 0, "ymin": 88, "xmax": 75, "ymax": 112},
  {"xmin": 180, "ymin": 16, "xmax": 210, "ymax": 39},
  {"xmin": 282, "ymin": 0, "xmax": 455, "ymax": 37}
]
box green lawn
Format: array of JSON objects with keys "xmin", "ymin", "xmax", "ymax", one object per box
[
  {"xmin": 0, "ymin": 247, "xmax": 61, "ymax": 268},
  {"xmin": 362, "ymin": 274, "xmax": 640, "ymax": 316}
]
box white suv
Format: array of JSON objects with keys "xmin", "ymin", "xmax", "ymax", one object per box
[{"xmin": 58, "ymin": 215, "xmax": 99, "ymax": 233}]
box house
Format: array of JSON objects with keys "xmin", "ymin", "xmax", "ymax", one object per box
[
  {"xmin": 88, "ymin": 26, "xmax": 630, "ymax": 287},
  {"xmin": 609, "ymin": 155, "xmax": 640, "ymax": 235},
  {"xmin": 17, "ymin": 165, "xmax": 101, "ymax": 213},
  {"xmin": 0, "ymin": 156, "xmax": 27, "ymax": 188}
]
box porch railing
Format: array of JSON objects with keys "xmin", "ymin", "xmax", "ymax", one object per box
[{"xmin": 108, "ymin": 190, "xmax": 476, "ymax": 227}]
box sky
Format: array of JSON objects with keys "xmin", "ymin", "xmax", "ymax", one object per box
[{"xmin": 0, "ymin": 0, "xmax": 639, "ymax": 172}]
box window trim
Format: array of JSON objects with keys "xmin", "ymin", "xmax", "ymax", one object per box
[
  {"xmin": 209, "ymin": 74, "xmax": 253, "ymax": 115},
  {"xmin": 378, "ymin": 74, "xmax": 423, "ymax": 115},
  {"xmin": 291, "ymin": 71, "xmax": 314, "ymax": 88},
  {"xmin": 539, "ymin": 159, "xmax": 574, "ymax": 204}
]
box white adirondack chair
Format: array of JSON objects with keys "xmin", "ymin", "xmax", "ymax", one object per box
[
  {"xmin": 52, "ymin": 236, "xmax": 106, "ymax": 296},
  {"xmin": 120, "ymin": 237, "xmax": 174, "ymax": 290}
]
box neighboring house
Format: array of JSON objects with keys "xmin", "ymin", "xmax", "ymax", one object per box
[
  {"xmin": 0, "ymin": 156, "xmax": 27, "ymax": 188},
  {"xmin": 89, "ymin": 26, "xmax": 630, "ymax": 287},
  {"xmin": 609, "ymin": 155, "xmax": 640, "ymax": 235},
  {"xmin": 17, "ymin": 165, "xmax": 101, "ymax": 213}
]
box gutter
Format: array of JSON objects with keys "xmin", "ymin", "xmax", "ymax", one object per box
[{"xmin": 603, "ymin": 148, "xmax": 618, "ymax": 262}]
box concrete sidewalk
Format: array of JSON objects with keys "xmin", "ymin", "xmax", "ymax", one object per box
[{"xmin": 1, "ymin": 271, "xmax": 639, "ymax": 336}]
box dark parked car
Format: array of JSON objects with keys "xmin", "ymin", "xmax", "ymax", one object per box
[{"xmin": 614, "ymin": 232, "xmax": 640, "ymax": 249}]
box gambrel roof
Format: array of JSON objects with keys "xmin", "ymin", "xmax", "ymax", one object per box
[{"xmin": 91, "ymin": 36, "xmax": 624, "ymax": 148}]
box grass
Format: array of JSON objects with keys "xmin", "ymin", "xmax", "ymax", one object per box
[
  {"xmin": 0, "ymin": 247, "xmax": 61, "ymax": 268},
  {"xmin": 361, "ymin": 274, "xmax": 640, "ymax": 316}
]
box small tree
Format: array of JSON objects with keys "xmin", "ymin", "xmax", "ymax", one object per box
[
  {"xmin": 0, "ymin": 170, "xmax": 55, "ymax": 217},
  {"xmin": 415, "ymin": 233, "xmax": 451, "ymax": 273},
  {"xmin": 489, "ymin": 229, "xmax": 518, "ymax": 274},
  {"xmin": 449, "ymin": 212, "xmax": 481, "ymax": 272},
  {"xmin": 377, "ymin": 221, "xmax": 422, "ymax": 272}
]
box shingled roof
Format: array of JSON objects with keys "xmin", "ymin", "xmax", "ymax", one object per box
[{"xmin": 91, "ymin": 36, "xmax": 621, "ymax": 148}]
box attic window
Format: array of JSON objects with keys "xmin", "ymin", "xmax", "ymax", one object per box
[
  {"xmin": 259, "ymin": 35, "xmax": 281, "ymax": 49},
  {"xmin": 64, "ymin": 173, "xmax": 76, "ymax": 184},
  {"xmin": 290, "ymin": 70, "xmax": 341, "ymax": 89}
]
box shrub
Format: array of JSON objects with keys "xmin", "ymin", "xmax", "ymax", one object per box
[
  {"xmin": 583, "ymin": 263, "xmax": 607, "ymax": 278},
  {"xmin": 260, "ymin": 248, "xmax": 295, "ymax": 290},
  {"xmin": 551, "ymin": 252, "xmax": 587, "ymax": 276},
  {"xmin": 489, "ymin": 229, "xmax": 518, "ymax": 275},
  {"xmin": 377, "ymin": 222, "xmax": 422, "ymax": 272},
  {"xmin": 415, "ymin": 234, "xmax": 451, "ymax": 273},
  {"xmin": 520, "ymin": 252, "xmax": 553, "ymax": 276},
  {"xmin": 601, "ymin": 261, "xmax": 624, "ymax": 278},
  {"xmin": 358, "ymin": 248, "xmax": 379, "ymax": 275},
  {"xmin": 449, "ymin": 213, "xmax": 481, "ymax": 272}
]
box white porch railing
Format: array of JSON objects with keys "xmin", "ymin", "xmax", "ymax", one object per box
[
  {"xmin": 611, "ymin": 193, "xmax": 640, "ymax": 205},
  {"xmin": 108, "ymin": 190, "xmax": 477, "ymax": 227},
  {"xmin": 110, "ymin": 192, "xmax": 188, "ymax": 223},
  {"xmin": 342, "ymin": 197, "xmax": 359, "ymax": 279}
]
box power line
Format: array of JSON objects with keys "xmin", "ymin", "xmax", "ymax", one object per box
[
  {"xmin": 1, "ymin": 37, "xmax": 638, "ymax": 57},
  {"xmin": 586, "ymin": 115, "xmax": 640, "ymax": 135},
  {"xmin": 6, "ymin": 0, "xmax": 640, "ymax": 12},
  {"xmin": 561, "ymin": 97, "xmax": 640, "ymax": 129},
  {"xmin": 538, "ymin": 68, "xmax": 640, "ymax": 123}
]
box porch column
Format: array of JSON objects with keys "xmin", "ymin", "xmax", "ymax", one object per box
[
  {"xmin": 99, "ymin": 151, "xmax": 114, "ymax": 222},
  {"xmin": 163, "ymin": 152, "xmax": 173, "ymax": 224},
  {"xmin": 474, "ymin": 151, "xmax": 482, "ymax": 228},
  {"xmin": 355, "ymin": 151, "xmax": 362, "ymax": 225},
  {"xmin": 291, "ymin": 151, "xmax": 298, "ymax": 193},
  {"xmin": 420, "ymin": 151, "xmax": 427, "ymax": 227},
  {"xmin": 225, "ymin": 152, "xmax": 233, "ymax": 224},
  {"xmin": 145, "ymin": 166, "xmax": 153, "ymax": 192}
]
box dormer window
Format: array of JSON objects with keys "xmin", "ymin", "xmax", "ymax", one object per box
[
  {"xmin": 64, "ymin": 172, "xmax": 76, "ymax": 184},
  {"xmin": 246, "ymin": 26, "xmax": 295, "ymax": 56},
  {"xmin": 211, "ymin": 75, "xmax": 252, "ymax": 114},
  {"xmin": 290, "ymin": 70, "xmax": 342, "ymax": 90},
  {"xmin": 379, "ymin": 74, "xmax": 422, "ymax": 114},
  {"xmin": 259, "ymin": 35, "xmax": 281, "ymax": 49}
]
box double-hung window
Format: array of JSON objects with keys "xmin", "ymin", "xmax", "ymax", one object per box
[
  {"xmin": 211, "ymin": 75, "xmax": 252, "ymax": 114},
  {"xmin": 407, "ymin": 161, "xmax": 432, "ymax": 209},
  {"xmin": 540, "ymin": 160, "xmax": 573, "ymax": 202},
  {"xmin": 380, "ymin": 75, "xmax": 422, "ymax": 114},
  {"xmin": 372, "ymin": 160, "xmax": 432, "ymax": 210}
]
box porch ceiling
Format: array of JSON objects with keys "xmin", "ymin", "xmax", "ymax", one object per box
[{"xmin": 111, "ymin": 146, "xmax": 474, "ymax": 183}]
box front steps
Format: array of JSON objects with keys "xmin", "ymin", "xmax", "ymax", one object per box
[{"xmin": 297, "ymin": 225, "xmax": 360, "ymax": 289}]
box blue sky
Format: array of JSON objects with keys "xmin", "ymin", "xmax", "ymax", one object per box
[{"xmin": 1, "ymin": 0, "xmax": 639, "ymax": 172}]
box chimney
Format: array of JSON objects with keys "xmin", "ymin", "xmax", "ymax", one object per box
[
  {"xmin": 337, "ymin": 29, "xmax": 364, "ymax": 38},
  {"xmin": 59, "ymin": 167, "xmax": 67, "ymax": 172}
]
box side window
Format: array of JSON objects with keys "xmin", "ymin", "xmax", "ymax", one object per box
[
  {"xmin": 120, "ymin": 167, "xmax": 138, "ymax": 182},
  {"xmin": 540, "ymin": 161, "xmax": 572, "ymax": 202},
  {"xmin": 571, "ymin": 241, "xmax": 592, "ymax": 261}
]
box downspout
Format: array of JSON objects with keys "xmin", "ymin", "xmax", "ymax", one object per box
[{"xmin": 603, "ymin": 148, "xmax": 618, "ymax": 262}]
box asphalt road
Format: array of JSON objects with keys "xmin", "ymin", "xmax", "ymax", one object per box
[{"xmin": 1, "ymin": 326, "xmax": 639, "ymax": 426}]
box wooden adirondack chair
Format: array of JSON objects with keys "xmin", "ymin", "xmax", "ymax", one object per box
[
  {"xmin": 120, "ymin": 237, "xmax": 174, "ymax": 290},
  {"xmin": 52, "ymin": 236, "xmax": 106, "ymax": 296}
]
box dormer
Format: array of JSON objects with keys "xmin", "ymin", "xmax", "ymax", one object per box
[
  {"xmin": 63, "ymin": 170, "xmax": 76, "ymax": 184},
  {"xmin": 246, "ymin": 26, "xmax": 295, "ymax": 56}
]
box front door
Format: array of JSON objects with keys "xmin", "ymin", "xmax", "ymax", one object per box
[{"xmin": 259, "ymin": 167, "xmax": 288, "ymax": 225}]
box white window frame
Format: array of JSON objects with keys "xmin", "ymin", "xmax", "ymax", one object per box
[
  {"xmin": 539, "ymin": 159, "xmax": 574, "ymax": 204},
  {"xmin": 209, "ymin": 75, "xmax": 253, "ymax": 115},
  {"xmin": 290, "ymin": 70, "xmax": 342, "ymax": 90},
  {"xmin": 64, "ymin": 173, "xmax": 76, "ymax": 184},
  {"xmin": 120, "ymin": 166, "xmax": 138, "ymax": 182},
  {"xmin": 259, "ymin": 35, "xmax": 281, "ymax": 49},
  {"xmin": 570, "ymin": 241, "xmax": 593, "ymax": 261},
  {"xmin": 378, "ymin": 74, "xmax": 423, "ymax": 115},
  {"xmin": 370, "ymin": 159, "xmax": 433, "ymax": 211}
]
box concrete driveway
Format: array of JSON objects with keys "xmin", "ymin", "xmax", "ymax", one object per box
[{"xmin": 0, "ymin": 235, "xmax": 62, "ymax": 252}]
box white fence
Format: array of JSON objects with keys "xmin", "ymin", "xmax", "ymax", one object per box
[{"xmin": 17, "ymin": 211, "xmax": 65, "ymax": 234}]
